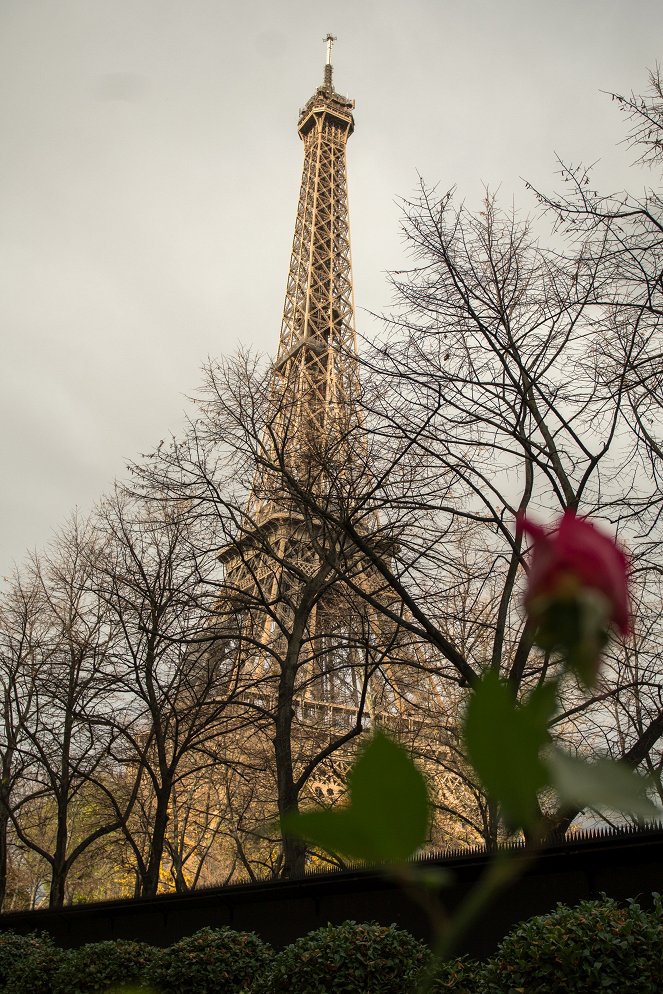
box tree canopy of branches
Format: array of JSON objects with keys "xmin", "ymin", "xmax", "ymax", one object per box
[{"xmin": 339, "ymin": 69, "xmax": 663, "ymax": 836}]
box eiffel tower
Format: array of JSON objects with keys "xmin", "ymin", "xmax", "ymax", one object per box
[
  {"xmin": 215, "ymin": 42, "xmax": 462, "ymax": 874},
  {"xmin": 218, "ymin": 36, "xmax": 412, "ymax": 718}
]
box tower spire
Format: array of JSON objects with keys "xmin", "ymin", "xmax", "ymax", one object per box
[{"xmin": 323, "ymin": 32, "xmax": 336, "ymax": 89}]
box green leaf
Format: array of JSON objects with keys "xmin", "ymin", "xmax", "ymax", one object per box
[
  {"xmin": 281, "ymin": 730, "xmax": 429, "ymax": 863},
  {"xmin": 464, "ymin": 671, "xmax": 557, "ymax": 829},
  {"xmin": 545, "ymin": 748, "xmax": 661, "ymax": 820}
]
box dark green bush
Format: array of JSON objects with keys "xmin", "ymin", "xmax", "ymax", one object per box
[
  {"xmin": 258, "ymin": 920, "xmax": 429, "ymax": 994},
  {"xmin": 2, "ymin": 931, "xmax": 65, "ymax": 994},
  {"xmin": 485, "ymin": 894, "xmax": 663, "ymax": 993},
  {"xmin": 0, "ymin": 933, "xmax": 52, "ymax": 988},
  {"xmin": 52, "ymin": 939, "xmax": 158, "ymax": 994},
  {"xmin": 144, "ymin": 926, "xmax": 273, "ymax": 994}
]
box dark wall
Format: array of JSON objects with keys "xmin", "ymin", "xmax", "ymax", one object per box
[{"xmin": 1, "ymin": 827, "xmax": 661, "ymax": 959}]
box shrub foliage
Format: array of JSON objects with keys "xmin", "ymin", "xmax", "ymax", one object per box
[
  {"xmin": 1, "ymin": 931, "xmax": 65, "ymax": 994},
  {"xmin": 258, "ymin": 920, "xmax": 429, "ymax": 994},
  {"xmin": 486, "ymin": 895, "xmax": 663, "ymax": 993},
  {"xmin": 144, "ymin": 926, "xmax": 273, "ymax": 994},
  {"xmin": 52, "ymin": 939, "xmax": 158, "ymax": 994},
  {"xmin": 0, "ymin": 932, "xmax": 52, "ymax": 988}
]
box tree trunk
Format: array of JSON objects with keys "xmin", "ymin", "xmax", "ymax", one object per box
[
  {"xmin": 49, "ymin": 865, "xmax": 67, "ymax": 909},
  {"xmin": 49, "ymin": 795, "xmax": 69, "ymax": 909},
  {"xmin": 0, "ymin": 804, "xmax": 8, "ymax": 912},
  {"xmin": 274, "ymin": 653, "xmax": 306, "ymax": 878},
  {"xmin": 274, "ymin": 588, "xmax": 317, "ymax": 880},
  {"xmin": 142, "ymin": 788, "xmax": 171, "ymax": 897}
]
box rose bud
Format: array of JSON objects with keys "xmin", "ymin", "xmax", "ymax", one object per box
[{"xmin": 517, "ymin": 510, "xmax": 630, "ymax": 687}]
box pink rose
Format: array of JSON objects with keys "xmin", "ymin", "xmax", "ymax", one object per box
[{"xmin": 517, "ymin": 510, "xmax": 630, "ymax": 684}]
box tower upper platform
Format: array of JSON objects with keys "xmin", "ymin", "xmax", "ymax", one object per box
[
  {"xmin": 298, "ymin": 85, "xmax": 355, "ymax": 139},
  {"xmin": 297, "ymin": 34, "xmax": 355, "ymax": 139}
]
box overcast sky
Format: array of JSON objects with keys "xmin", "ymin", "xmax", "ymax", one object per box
[{"xmin": 1, "ymin": 0, "xmax": 662, "ymax": 578}]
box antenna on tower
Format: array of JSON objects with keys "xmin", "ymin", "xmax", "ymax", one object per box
[{"xmin": 323, "ymin": 33, "xmax": 336, "ymax": 89}]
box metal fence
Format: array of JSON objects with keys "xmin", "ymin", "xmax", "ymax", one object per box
[{"xmin": 1, "ymin": 823, "xmax": 662, "ymax": 958}]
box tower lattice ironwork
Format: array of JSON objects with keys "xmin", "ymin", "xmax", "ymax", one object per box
[
  {"xmin": 245, "ymin": 33, "xmax": 362, "ymax": 525},
  {"xmin": 218, "ymin": 38, "xmax": 438, "ymax": 736}
]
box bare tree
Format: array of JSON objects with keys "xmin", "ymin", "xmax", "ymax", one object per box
[
  {"xmin": 131, "ymin": 353, "xmax": 429, "ymax": 878},
  {"xmin": 0, "ymin": 571, "xmax": 47, "ymax": 909},
  {"xmin": 6, "ymin": 518, "xmax": 121, "ymax": 908},
  {"xmin": 91, "ymin": 489, "xmax": 246, "ymax": 896},
  {"xmin": 273, "ymin": 181, "xmax": 663, "ymax": 836}
]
